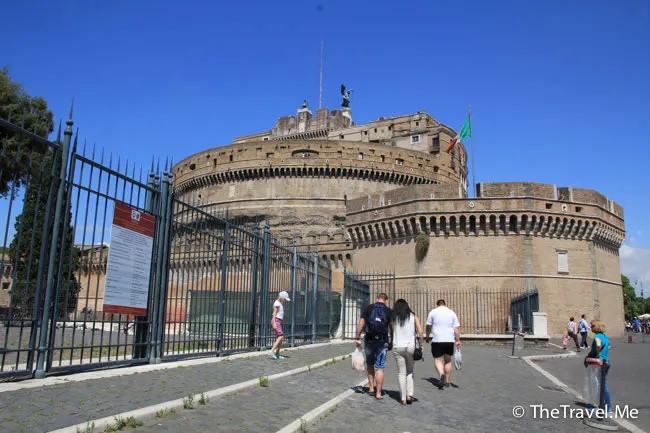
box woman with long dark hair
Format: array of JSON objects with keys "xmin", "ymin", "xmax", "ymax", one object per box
[{"xmin": 391, "ymin": 299, "xmax": 424, "ymax": 405}]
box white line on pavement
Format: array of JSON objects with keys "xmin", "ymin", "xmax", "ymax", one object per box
[
  {"xmin": 276, "ymin": 378, "xmax": 369, "ymax": 433},
  {"xmin": 46, "ymin": 352, "xmax": 355, "ymax": 433},
  {"xmin": 0, "ymin": 339, "xmax": 348, "ymax": 393},
  {"xmin": 522, "ymin": 354, "xmax": 646, "ymax": 433}
]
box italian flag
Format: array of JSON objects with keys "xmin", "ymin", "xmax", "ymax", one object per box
[{"xmin": 446, "ymin": 114, "xmax": 471, "ymax": 153}]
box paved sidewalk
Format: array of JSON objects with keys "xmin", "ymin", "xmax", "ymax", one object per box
[
  {"xmin": 533, "ymin": 337, "xmax": 649, "ymax": 432},
  {"xmin": 0, "ymin": 343, "xmax": 351, "ymax": 433},
  {"xmin": 137, "ymin": 358, "xmax": 365, "ymax": 432},
  {"xmin": 310, "ymin": 345, "xmax": 618, "ymax": 433}
]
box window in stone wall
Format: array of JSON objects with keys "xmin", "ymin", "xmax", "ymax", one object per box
[
  {"xmin": 358, "ymin": 153, "xmax": 363, "ymax": 160},
  {"xmin": 411, "ymin": 135, "xmax": 420, "ymax": 144},
  {"xmin": 229, "ymin": 155, "xmax": 233, "ymax": 162},
  {"xmin": 395, "ymin": 158, "xmax": 404, "ymax": 166},
  {"xmin": 557, "ymin": 250, "xmax": 569, "ymax": 274},
  {"xmin": 2, "ymin": 282, "xmax": 9, "ymax": 291},
  {"xmin": 381, "ymin": 155, "xmax": 385, "ymax": 162},
  {"xmin": 431, "ymin": 136, "xmax": 440, "ymax": 153},
  {"xmin": 213, "ymin": 158, "xmax": 217, "ymax": 168}
]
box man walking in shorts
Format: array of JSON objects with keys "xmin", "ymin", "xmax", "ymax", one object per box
[
  {"xmin": 355, "ymin": 293, "xmax": 393, "ymax": 400},
  {"xmin": 425, "ymin": 299, "xmax": 461, "ymax": 389},
  {"xmin": 270, "ymin": 291, "xmax": 290, "ymax": 359}
]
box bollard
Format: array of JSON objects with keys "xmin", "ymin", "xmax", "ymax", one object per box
[{"xmin": 508, "ymin": 332, "xmax": 525, "ymax": 359}]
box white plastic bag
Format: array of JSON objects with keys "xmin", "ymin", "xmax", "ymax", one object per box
[
  {"xmin": 453, "ymin": 347, "xmax": 462, "ymax": 370},
  {"xmin": 583, "ymin": 364, "xmax": 601, "ymax": 406},
  {"xmin": 351, "ymin": 348, "xmax": 365, "ymax": 372}
]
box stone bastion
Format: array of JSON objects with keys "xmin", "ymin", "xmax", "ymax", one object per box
[
  {"xmin": 172, "ymin": 135, "xmax": 466, "ymax": 265},
  {"xmin": 346, "ymin": 182, "xmax": 625, "ymax": 336}
]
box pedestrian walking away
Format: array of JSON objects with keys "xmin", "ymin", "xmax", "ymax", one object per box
[
  {"xmin": 391, "ymin": 299, "xmax": 424, "ymax": 405},
  {"xmin": 355, "ymin": 293, "xmax": 393, "ymax": 400},
  {"xmin": 578, "ymin": 314, "xmax": 590, "ymax": 348},
  {"xmin": 563, "ymin": 316, "xmax": 581, "ymax": 351},
  {"xmin": 425, "ymin": 299, "xmax": 461, "ymax": 389},
  {"xmin": 270, "ymin": 291, "xmax": 291, "ymax": 359}
]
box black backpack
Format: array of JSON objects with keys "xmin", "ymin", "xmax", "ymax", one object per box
[{"xmin": 366, "ymin": 304, "xmax": 389, "ymax": 339}]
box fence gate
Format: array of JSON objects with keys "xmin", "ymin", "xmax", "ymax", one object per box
[
  {"xmin": 0, "ymin": 110, "xmax": 165, "ymax": 379},
  {"xmin": 1, "ymin": 107, "xmax": 333, "ymax": 380},
  {"xmin": 510, "ymin": 289, "xmax": 539, "ymax": 333},
  {"xmin": 341, "ymin": 271, "xmax": 395, "ymax": 339},
  {"xmin": 161, "ymin": 201, "xmax": 334, "ymax": 360}
]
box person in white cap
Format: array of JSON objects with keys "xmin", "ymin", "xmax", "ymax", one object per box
[{"xmin": 270, "ymin": 291, "xmax": 291, "ymax": 359}]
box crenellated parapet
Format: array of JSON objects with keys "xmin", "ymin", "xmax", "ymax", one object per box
[
  {"xmin": 173, "ymin": 139, "xmax": 467, "ymax": 197},
  {"xmin": 346, "ymin": 184, "xmax": 625, "ymax": 252}
]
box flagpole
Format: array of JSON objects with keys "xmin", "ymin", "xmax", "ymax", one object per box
[{"xmin": 469, "ymin": 105, "xmax": 476, "ymax": 198}]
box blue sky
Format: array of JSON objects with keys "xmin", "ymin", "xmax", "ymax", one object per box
[{"xmin": 1, "ymin": 0, "xmax": 649, "ymax": 293}]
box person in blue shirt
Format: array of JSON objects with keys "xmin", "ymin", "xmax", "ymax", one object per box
[
  {"xmin": 585, "ymin": 320, "xmax": 611, "ymax": 413},
  {"xmin": 578, "ymin": 314, "xmax": 590, "ymax": 348}
]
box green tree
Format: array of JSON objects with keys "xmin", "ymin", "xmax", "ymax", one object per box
[
  {"xmin": 2, "ymin": 69, "xmax": 80, "ymax": 320},
  {"xmin": 622, "ymin": 274, "xmax": 644, "ymax": 319},
  {"xmin": 0, "ymin": 68, "xmax": 54, "ymax": 197},
  {"xmin": 7, "ymin": 149, "xmax": 81, "ymax": 320}
]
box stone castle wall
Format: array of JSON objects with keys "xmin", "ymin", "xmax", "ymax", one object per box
[
  {"xmin": 346, "ymin": 182, "xmax": 625, "ymax": 336},
  {"xmin": 173, "ymin": 138, "xmax": 467, "ymax": 262}
]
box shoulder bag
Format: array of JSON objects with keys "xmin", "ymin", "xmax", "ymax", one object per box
[{"xmin": 413, "ymin": 315, "xmax": 423, "ymax": 361}]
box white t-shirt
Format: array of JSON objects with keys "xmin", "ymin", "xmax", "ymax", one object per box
[
  {"xmin": 393, "ymin": 313, "xmax": 415, "ymax": 347},
  {"xmin": 567, "ymin": 321, "xmax": 576, "ymax": 333},
  {"xmin": 426, "ymin": 306, "xmax": 460, "ymax": 343},
  {"xmin": 273, "ymin": 300, "xmax": 284, "ymax": 320}
]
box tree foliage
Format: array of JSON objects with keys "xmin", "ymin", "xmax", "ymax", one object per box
[
  {"xmin": 7, "ymin": 149, "xmax": 81, "ymax": 320},
  {"xmin": 0, "ymin": 68, "xmax": 54, "ymax": 197},
  {"xmin": 1, "ymin": 69, "xmax": 80, "ymax": 320},
  {"xmin": 622, "ymin": 274, "xmax": 648, "ymax": 320}
]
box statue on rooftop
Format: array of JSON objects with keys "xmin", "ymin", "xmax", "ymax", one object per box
[
  {"xmin": 341, "ymin": 84, "xmax": 353, "ymax": 108},
  {"xmin": 302, "ymin": 99, "xmax": 308, "ymax": 108}
]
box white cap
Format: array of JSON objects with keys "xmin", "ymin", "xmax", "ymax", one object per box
[{"xmin": 279, "ymin": 291, "xmax": 291, "ymax": 301}]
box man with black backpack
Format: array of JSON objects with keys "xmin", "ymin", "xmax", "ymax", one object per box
[{"xmin": 354, "ymin": 293, "xmax": 393, "ymax": 400}]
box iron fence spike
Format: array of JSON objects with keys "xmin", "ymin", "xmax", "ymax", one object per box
[
  {"xmin": 72, "ymin": 128, "xmax": 79, "ymax": 153},
  {"xmin": 68, "ymin": 98, "xmax": 74, "ymax": 120}
]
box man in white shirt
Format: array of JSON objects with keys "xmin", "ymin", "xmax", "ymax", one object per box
[
  {"xmin": 270, "ymin": 291, "xmax": 290, "ymax": 359},
  {"xmin": 425, "ymin": 299, "xmax": 461, "ymax": 389}
]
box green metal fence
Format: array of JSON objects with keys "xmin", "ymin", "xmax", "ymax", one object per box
[
  {"xmin": 0, "ymin": 106, "xmax": 333, "ymax": 379},
  {"xmin": 342, "ymin": 271, "xmax": 537, "ymax": 337}
]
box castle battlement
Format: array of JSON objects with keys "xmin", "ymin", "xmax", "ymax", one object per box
[{"xmin": 171, "ymin": 104, "xmax": 626, "ymax": 338}]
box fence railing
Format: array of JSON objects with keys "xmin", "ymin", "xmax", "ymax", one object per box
[
  {"xmin": 0, "ymin": 107, "xmax": 333, "ymax": 379},
  {"xmin": 341, "ymin": 271, "xmax": 538, "ymax": 338}
]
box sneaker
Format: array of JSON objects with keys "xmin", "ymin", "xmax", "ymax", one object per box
[
  {"xmin": 271, "ymin": 353, "xmax": 280, "ymax": 360},
  {"xmin": 278, "ymin": 355, "xmax": 287, "ymax": 360},
  {"xmin": 439, "ymin": 374, "xmax": 446, "ymax": 389}
]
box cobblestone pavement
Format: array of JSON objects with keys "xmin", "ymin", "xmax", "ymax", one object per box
[
  {"xmin": 534, "ymin": 336, "xmax": 650, "ymax": 432},
  {"xmin": 310, "ymin": 344, "xmax": 619, "ymax": 433},
  {"xmin": 137, "ymin": 358, "xmax": 366, "ymax": 433},
  {"xmin": 0, "ymin": 343, "xmax": 351, "ymax": 433}
]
